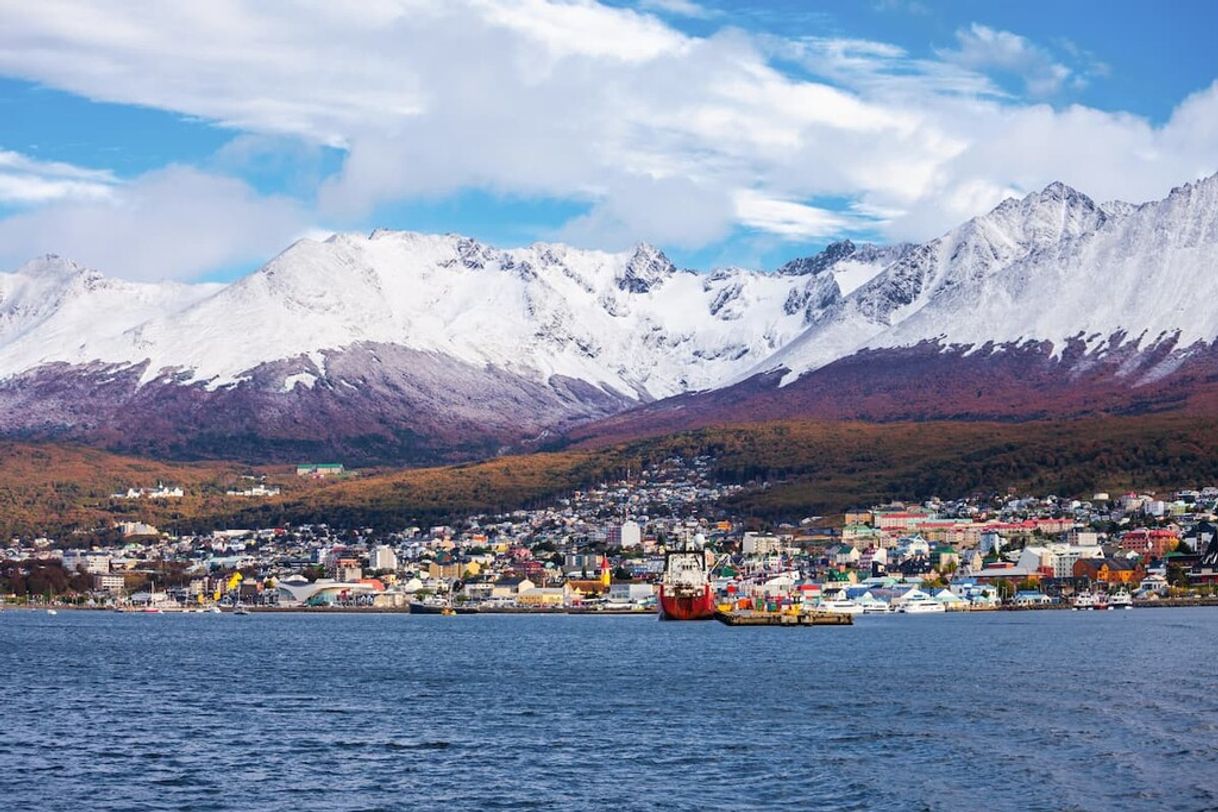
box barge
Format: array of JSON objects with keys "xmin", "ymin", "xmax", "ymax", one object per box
[{"xmin": 714, "ymin": 609, "xmax": 853, "ymax": 627}]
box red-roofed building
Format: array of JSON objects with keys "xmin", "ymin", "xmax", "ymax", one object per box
[{"xmin": 1119, "ymin": 529, "xmax": 1178, "ymax": 560}]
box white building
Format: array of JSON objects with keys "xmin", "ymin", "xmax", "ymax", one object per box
[
  {"xmin": 1016, "ymin": 543, "xmax": 1105, "ymax": 578},
  {"xmin": 225, "ymin": 484, "xmax": 281, "ymax": 497},
  {"xmin": 742, "ymin": 533, "xmax": 782, "ymax": 556},
  {"xmin": 896, "ymin": 535, "xmax": 931, "ymax": 559},
  {"xmin": 117, "ymin": 521, "xmax": 159, "ymax": 537},
  {"xmin": 93, "ymin": 573, "xmax": 125, "ymax": 593},
  {"xmin": 61, "ymin": 550, "xmax": 111, "ymax": 575},
  {"xmin": 610, "ymin": 520, "xmax": 642, "ymax": 549},
  {"xmin": 1143, "ymin": 500, "xmax": 1167, "ymax": 517},
  {"xmin": 370, "ymin": 545, "xmax": 398, "ymax": 572},
  {"xmin": 609, "ymin": 582, "xmax": 654, "ymax": 602}
]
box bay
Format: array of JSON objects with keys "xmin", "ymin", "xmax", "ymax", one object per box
[{"xmin": 1, "ymin": 609, "xmax": 1216, "ymax": 811}]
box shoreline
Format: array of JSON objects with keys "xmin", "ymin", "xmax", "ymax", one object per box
[{"xmin": 8, "ymin": 599, "xmax": 1218, "ymax": 615}]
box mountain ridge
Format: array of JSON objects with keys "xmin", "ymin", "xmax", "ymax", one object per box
[{"xmin": 1, "ymin": 172, "xmax": 1216, "ymax": 463}]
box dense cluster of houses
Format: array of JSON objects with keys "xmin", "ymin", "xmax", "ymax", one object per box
[{"xmin": 6, "ymin": 463, "xmax": 1218, "ymax": 611}]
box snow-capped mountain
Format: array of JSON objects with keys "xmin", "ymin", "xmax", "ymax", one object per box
[
  {"xmin": 0, "ymin": 233, "xmax": 870, "ymax": 395},
  {"xmin": 578, "ymin": 173, "xmax": 1218, "ymax": 442},
  {"xmin": 0, "ymin": 231, "xmax": 890, "ymax": 461},
  {"xmin": 2, "ymin": 172, "xmax": 1216, "ymax": 462},
  {"xmin": 749, "ymin": 174, "xmax": 1218, "ymax": 385}
]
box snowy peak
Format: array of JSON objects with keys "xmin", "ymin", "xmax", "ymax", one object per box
[
  {"xmin": 14, "ymin": 254, "xmax": 91, "ymax": 279},
  {"xmin": 979, "ymin": 180, "xmax": 1107, "ymax": 249},
  {"xmin": 777, "ymin": 240, "xmax": 857, "ymax": 276},
  {"xmin": 618, "ymin": 243, "xmax": 677, "ymax": 293}
]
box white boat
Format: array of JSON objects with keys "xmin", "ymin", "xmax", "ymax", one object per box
[
  {"xmin": 46, "ymin": 608, "xmax": 58, "ymax": 616},
  {"xmin": 208, "ymin": 606, "xmax": 223, "ymax": 614},
  {"xmin": 1072, "ymin": 593, "xmax": 1097, "ymax": 610},
  {"xmin": 817, "ymin": 597, "xmax": 864, "ymax": 615},
  {"xmin": 897, "ymin": 593, "xmax": 946, "ymax": 614},
  {"xmin": 1107, "ymin": 591, "xmax": 1134, "ymax": 609},
  {"xmin": 860, "ymin": 599, "xmax": 891, "ymax": 614}
]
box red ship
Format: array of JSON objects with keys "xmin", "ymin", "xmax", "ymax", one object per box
[{"xmin": 658, "ymin": 534, "xmax": 716, "ymax": 621}]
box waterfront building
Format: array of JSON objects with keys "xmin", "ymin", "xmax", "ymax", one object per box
[
  {"xmin": 336, "ymin": 558, "xmax": 363, "ymax": 582},
  {"xmin": 491, "ymin": 577, "xmax": 535, "ymax": 598},
  {"xmin": 516, "ymin": 587, "xmax": 566, "ymax": 607},
  {"xmin": 92, "ymin": 573, "xmax": 125, "ymax": 593},
  {"xmin": 608, "ymin": 582, "xmax": 654, "ymax": 602},
  {"xmin": 1190, "ymin": 531, "xmax": 1218, "ymax": 584},
  {"xmin": 1072, "ymin": 557, "xmax": 1145, "ymax": 586}
]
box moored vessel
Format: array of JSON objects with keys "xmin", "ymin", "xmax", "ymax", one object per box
[
  {"xmin": 1072, "ymin": 592, "xmax": 1097, "ymax": 611},
  {"xmin": 817, "ymin": 597, "xmax": 864, "ymax": 616},
  {"xmin": 714, "ymin": 608, "xmax": 852, "ymax": 626},
  {"xmin": 658, "ymin": 533, "xmax": 716, "ymax": 621},
  {"xmin": 896, "ymin": 593, "xmax": 946, "ymax": 614}
]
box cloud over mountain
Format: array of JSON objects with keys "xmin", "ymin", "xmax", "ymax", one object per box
[{"xmin": 0, "ymin": 1, "xmax": 1214, "ymax": 280}]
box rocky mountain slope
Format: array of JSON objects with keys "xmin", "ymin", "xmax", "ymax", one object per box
[{"xmin": 2, "ymin": 172, "xmax": 1216, "ymax": 462}]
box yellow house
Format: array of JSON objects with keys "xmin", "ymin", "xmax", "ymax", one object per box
[{"xmin": 516, "ymin": 586, "xmax": 568, "ymax": 607}]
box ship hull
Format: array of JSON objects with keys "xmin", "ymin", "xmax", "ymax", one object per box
[{"xmin": 658, "ymin": 584, "xmax": 716, "ymax": 621}]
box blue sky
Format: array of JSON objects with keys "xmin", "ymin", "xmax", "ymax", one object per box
[{"xmin": 0, "ymin": 0, "xmax": 1215, "ymax": 281}]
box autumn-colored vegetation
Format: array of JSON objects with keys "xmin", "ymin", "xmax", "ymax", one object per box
[{"xmin": 3, "ymin": 412, "xmax": 1218, "ymax": 535}]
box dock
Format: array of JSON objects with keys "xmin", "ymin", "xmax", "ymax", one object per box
[{"xmin": 714, "ymin": 609, "xmax": 853, "ymax": 627}]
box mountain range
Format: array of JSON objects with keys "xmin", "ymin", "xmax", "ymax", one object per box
[{"xmin": 2, "ymin": 173, "xmax": 1217, "ymax": 463}]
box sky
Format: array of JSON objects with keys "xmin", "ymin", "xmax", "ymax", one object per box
[{"xmin": 0, "ymin": 0, "xmax": 1216, "ymax": 282}]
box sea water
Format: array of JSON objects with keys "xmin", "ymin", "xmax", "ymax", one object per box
[{"xmin": 2, "ymin": 609, "xmax": 1216, "ymax": 811}]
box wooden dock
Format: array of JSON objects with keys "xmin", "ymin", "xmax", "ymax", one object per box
[{"xmin": 714, "ymin": 609, "xmax": 853, "ymax": 627}]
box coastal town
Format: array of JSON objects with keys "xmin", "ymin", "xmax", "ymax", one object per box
[{"xmin": 4, "ymin": 454, "xmax": 1218, "ymax": 617}]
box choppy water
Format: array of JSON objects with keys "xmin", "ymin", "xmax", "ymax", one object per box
[{"xmin": 2, "ymin": 608, "xmax": 1217, "ymax": 811}]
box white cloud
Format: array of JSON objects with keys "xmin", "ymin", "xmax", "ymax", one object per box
[
  {"xmin": 0, "ymin": 150, "xmax": 117, "ymax": 204},
  {"xmin": 937, "ymin": 23, "xmax": 1073, "ymax": 97},
  {"xmin": 0, "ymin": 166, "xmax": 310, "ymax": 281},
  {"xmin": 734, "ymin": 191, "xmax": 857, "ymax": 238},
  {"xmin": 638, "ymin": 0, "xmax": 719, "ymax": 20},
  {"xmin": 0, "ymin": 0, "xmax": 1214, "ymax": 276}
]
